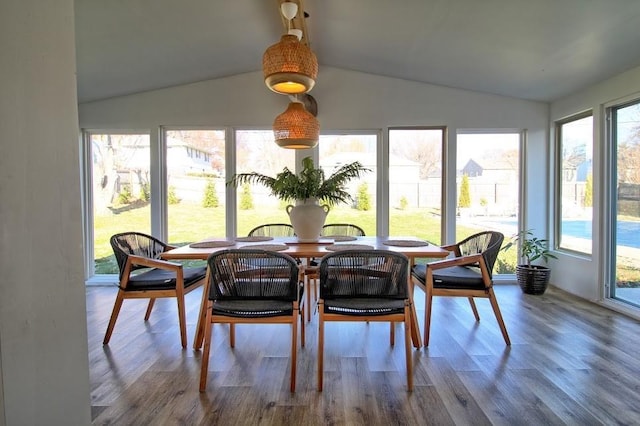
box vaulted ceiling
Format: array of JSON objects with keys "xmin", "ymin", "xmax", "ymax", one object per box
[{"xmin": 74, "ymin": 0, "xmax": 640, "ymax": 104}]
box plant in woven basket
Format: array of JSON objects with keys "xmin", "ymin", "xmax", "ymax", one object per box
[
  {"xmin": 227, "ymin": 156, "xmax": 369, "ymax": 207},
  {"xmin": 501, "ymin": 229, "xmax": 557, "ymax": 295}
]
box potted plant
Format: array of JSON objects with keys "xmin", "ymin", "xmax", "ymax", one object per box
[
  {"xmin": 227, "ymin": 156, "xmax": 369, "ymax": 241},
  {"xmin": 501, "ymin": 229, "xmax": 557, "ymax": 295}
]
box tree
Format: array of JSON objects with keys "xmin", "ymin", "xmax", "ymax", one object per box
[
  {"xmin": 202, "ymin": 180, "xmax": 219, "ymax": 208},
  {"xmin": 584, "ymin": 172, "xmax": 593, "ymax": 207},
  {"xmin": 239, "ymin": 183, "xmax": 253, "ymax": 210},
  {"xmin": 458, "ymin": 174, "xmax": 471, "ymax": 208},
  {"xmin": 355, "ymin": 182, "xmax": 371, "ymax": 211}
]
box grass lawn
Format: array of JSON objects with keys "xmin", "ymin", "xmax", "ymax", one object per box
[{"xmin": 93, "ymin": 203, "xmax": 524, "ymax": 276}]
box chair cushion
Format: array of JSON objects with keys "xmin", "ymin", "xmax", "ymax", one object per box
[
  {"xmin": 126, "ymin": 266, "xmax": 206, "ymax": 291},
  {"xmin": 212, "ymin": 299, "xmax": 294, "ymax": 318},
  {"xmin": 412, "ymin": 264, "xmax": 486, "ymax": 290},
  {"xmin": 323, "ymin": 298, "xmax": 406, "ymax": 316}
]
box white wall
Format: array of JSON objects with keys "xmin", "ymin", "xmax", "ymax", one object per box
[
  {"xmin": 0, "ymin": 1, "xmax": 92, "ymax": 424},
  {"xmin": 79, "ymin": 66, "xmax": 549, "ymax": 243},
  {"xmin": 549, "ymin": 64, "xmax": 640, "ymax": 302}
]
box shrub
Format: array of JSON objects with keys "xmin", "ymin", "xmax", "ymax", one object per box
[
  {"xmin": 139, "ymin": 182, "xmax": 150, "ymax": 202},
  {"xmin": 239, "ymin": 183, "xmax": 253, "ymax": 210},
  {"xmin": 202, "ymin": 180, "xmax": 219, "ymax": 208},
  {"xmin": 355, "ymin": 182, "xmax": 371, "ymax": 211},
  {"xmin": 458, "ymin": 174, "xmax": 471, "ymax": 208},
  {"xmin": 584, "ymin": 172, "xmax": 593, "ymax": 207},
  {"xmin": 118, "ymin": 185, "xmax": 132, "ymax": 205},
  {"xmin": 399, "ymin": 196, "xmax": 408, "ymax": 210},
  {"xmin": 168, "ymin": 185, "xmax": 180, "ymax": 205}
]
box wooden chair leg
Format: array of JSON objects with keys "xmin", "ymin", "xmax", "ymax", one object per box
[
  {"xmin": 404, "ymin": 304, "xmax": 413, "ymax": 391},
  {"xmin": 291, "ymin": 308, "xmax": 298, "ymax": 392},
  {"xmin": 424, "ymin": 291, "xmax": 433, "ymax": 347},
  {"xmin": 468, "ymin": 297, "xmax": 480, "ymax": 321},
  {"xmin": 488, "ymin": 289, "xmax": 511, "ymax": 345},
  {"xmin": 229, "ymin": 323, "xmax": 235, "ymax": 348},
  {"xmin": 199, "ymin": 310, "xmax": 213, "ymax": 392},
  {"xmin": 306, "ymin": 276, "xmax": 312, "ymax": 322},
  {"xmin": 317, "ymin": 302, "xmax": 325, "ymax": 391},
  {"xmin": 144, "ymin": 298, "xmax": 156, "ymax": 320},
  {"xmin": 300, "ymin": 305, "xmax": 306, "ymax": 347},
  {"xmin": 390, "ymin": 322, "xmax": 395, "ymax": 346},
  {"xmin": 176, "ymin": 294, "xmax": 187, "ymax": 348},
  {"xmin": 103, "ymin": 290, "xmax": 125, "ymax": 345}
]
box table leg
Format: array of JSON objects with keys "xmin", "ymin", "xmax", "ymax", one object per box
[
  {"xmin": 407, "ymin": 257, "xmax": 422, "ymax": 348},
  {"xmin": 193, "ymin": 269, "xmax": 210, "ymax": 350}
]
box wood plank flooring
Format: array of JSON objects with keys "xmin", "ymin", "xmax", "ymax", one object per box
[{"xmin": 87, "ymin": 284, "xmax": 640, "ymax": 425}]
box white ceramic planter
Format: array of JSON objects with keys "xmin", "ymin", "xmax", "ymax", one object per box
[{"xmin": 286, "ymin": 198, "xmax": 330, "ymax": 242}]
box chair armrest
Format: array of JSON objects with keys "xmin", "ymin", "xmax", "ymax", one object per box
[
  {"xmin": 424, "ymin": 253, "xmax": 484, "ymax": 270},
  {"xmin": 126, "ymin": 254, "xmax": 182, "ymax": 272}
]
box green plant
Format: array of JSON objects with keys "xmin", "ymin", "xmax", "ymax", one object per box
[
  {"xmin": 168, "ymin": 185, "xmax": 180, "ymax": 205},
  {"xmin": 139, "ymin": 182, "xmax": 150, "ymax": 202},
  {"xmin": 584, "ymin": 172, "xmax": 593, "ymax": 207},
  {"xmin": 501, "ymin": 229, "xmax": 557, "ymax": 267},
  {"xmin": 458, "ymin": 174, "xmax": 471, "ymax": 208},
  {"xmin": 356, "ymin": 182, "xmax": 371, "ymax": 211},
  {"xmin": 399, "ymin": 196, "xmax": 408, "ymax": 210},
  {"xmin": 239, "ymin": 182, "xmax": 254, "ymax": 210},
  {"xmin": 227, "ymin": 156, "xmax": 370, "ymax": 206},
  {"xmin": 202, "ymin": 180, "xmax": 219, "ymax": 208},
  {"xmin": 118, "ymin": 185, "xmax": 132, "ymax": 205}
]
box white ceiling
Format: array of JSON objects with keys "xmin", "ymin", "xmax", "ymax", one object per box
[{"xmin": 74, "ymin": 0, "xmax": 640, "ymax": 104}]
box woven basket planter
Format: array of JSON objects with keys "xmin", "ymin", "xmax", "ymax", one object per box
[{"xmin": 516, "ymin": 265, "xmax": 551, "ymax": 295}]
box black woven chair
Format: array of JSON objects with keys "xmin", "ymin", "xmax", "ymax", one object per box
[
  {"xmin": 304, "ymin": 223, "xmax": 366, "ymax": 322},
  {"xmin": 200, "ymin": 249, "xmax": 304, "ymax": 392},
  {"xmin": 317, "ymin": 250, "xmax": 413, "ymax": 391},
  {"xmin": 104, "ymin": 232, "xmax": 207, "ymax": 348},
  {"xmin": 248, "ymin": 223, "xmax": 295, "ymax": 237},
  {"xmin": 411, "ymin": 231, "xmax": 511, "ymax": 347}
]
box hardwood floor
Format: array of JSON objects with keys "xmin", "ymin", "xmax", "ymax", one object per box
[{"xmin": 87, "ymin": 284, "xmax": 640, "ymax": 425}]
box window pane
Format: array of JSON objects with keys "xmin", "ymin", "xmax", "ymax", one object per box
[
  {"xmin": 611, "ymin": 101, "xmax": 640, "ymax": 307},
  {"xmin": 235, "ymin": 130, "xmax": 295, "ymax": 236},
  {"xmin": 389, "ymin": 128, "xmax": 443, "ymax": 244},
  {"xmin": 165, "ymin": 129, "xmax": 226, "ymax": 244},
  {"xmin": 456, "ymin": 132, "xmax": 520, "ymax": 274},
  {"xmin": 318, "ymin": 134, "xmax": 377, "ymax": 235},
  {"xmin": 557, "ymin": 115, "xmax": 593, "ymax": 254},
  {"xmin": 90, "ymin": 133, "xmax": 151, "ymax": 274}
]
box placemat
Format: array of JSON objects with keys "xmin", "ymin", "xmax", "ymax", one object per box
[
  {"xmin": 235, "ymin": 236, "xmax": 274, "ymax": 242},
  {"xmin": 189, "ymin": 240, "xmax": 236, "ymax": 248},
  {"xmin": 382, "ymin": 239, "xmax": 430, "ymax": 247},
  {"xmin": 324, "ymin": 235, "xmax": 358, "ymax": 242},
  {"xmin": 240, "ymin": 244, "xmax": 288, "ymax": 251},
  {"xmin": 325, "ymin": 244, "xmax": 374, "ymax": 251}
]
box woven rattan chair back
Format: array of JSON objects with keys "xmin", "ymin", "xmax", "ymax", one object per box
[
  {"xmin": 110, "ymin": 231, "xmax": 169, "ymax": 278},
  {"xmin": 321, "ymin": 223, "xmax": 366, "ymax": 237},
  {"xmin": 248, "ymin": 223, "xmax": 295, "ymax": 237},
  {"xmin": 456, "ymin": 231, "xmax": 504, "ymax": 277}
]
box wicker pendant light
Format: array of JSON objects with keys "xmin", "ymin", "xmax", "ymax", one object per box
[
  {"xmin": 263, "ymin": 2, "xmax": 318, "ymax": 94},
  {"xmin": 273, "ymin": 101, "xmax": 319, "ymax": 149}
]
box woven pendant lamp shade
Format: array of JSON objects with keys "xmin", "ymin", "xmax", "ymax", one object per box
[
  {"xmin": 263, "ymin": 34, "xmax": 318, "ymax": 95},
  {"xmin": 273, "ymin": 102, "xmax": 319, "ymax": 149}
]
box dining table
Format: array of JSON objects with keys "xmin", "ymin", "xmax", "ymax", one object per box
[{"xmin": 161, "ymin": 235, "xmax": 450, "ymax": 349}]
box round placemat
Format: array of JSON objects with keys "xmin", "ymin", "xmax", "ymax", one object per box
[
  {"xmin": 324, "ymin": 235, "xmax": 358, "ymax": 242},
  {"xmin": 189, "ymin": 240, "xmax": 236, "ymax": 248},
  {"xmin": 240, "ymin": 244, "xmax": 288, "ymax": 251},
  {"xmin": 235, "ymin": 236, "xmax": 274, "ymax": 242},
  {"xmin": 325, "ymin": 244, "xmax": 374, "ymax": 251},
  {"xmin": 382, "ymin": 239, "xmax": 429, "ymax": 247}
]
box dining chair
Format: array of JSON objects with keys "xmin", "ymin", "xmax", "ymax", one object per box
[
  {"xmin": 317, "ymin": 250, "xmax": 413, "ymax": 391},
  {"xmin": 248, "ymin": 223, "xmax": 295, "ymax": 237},
  {"xmin": 304, "ymin": 223, "xmax": 366, "ymax": 321},
  {"xmin": 411, "ymin": 230, "xmax": 511, "ymax": 347},
  {"xmin": 104, "ymin": 231, "xmax": 207, "ymax": 348},
  {"xmin": 199, "ymin": 249, "xmax": 304, "ymax": 392}
]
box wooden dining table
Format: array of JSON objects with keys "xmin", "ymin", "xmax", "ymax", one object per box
[{"xmin": 161, "ymin": 236, "xmax": 450, "ymax": 349}]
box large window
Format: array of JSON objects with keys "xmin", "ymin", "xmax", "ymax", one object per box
[
  {"xmin": 164, "ymin": 129, "xmax": 226, "ymax": 245},
  {"xmin": 318, "ymin": 133, "xmax": 378, "ymax": 235},
  {"xmin": 608, "ymin": 100, "xmax": 640, "ymax": 307},
  {"xmin": 556, "ymin": 113, "xmax": 593, "ymax": 254},
  {"xmin": 234, "ymin": 130, "xmax": 295, "ymax": 236},
  {"xmin": 455, "ymin": 132, "xmax": 520, "ymax": 274},
  {"xmin": 388, "ymin": 127, "xmax": 444, "ymax": 244},
  {"xmin": 86, "ymin": 132, "xmax": 151, "ymax": 275}
]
